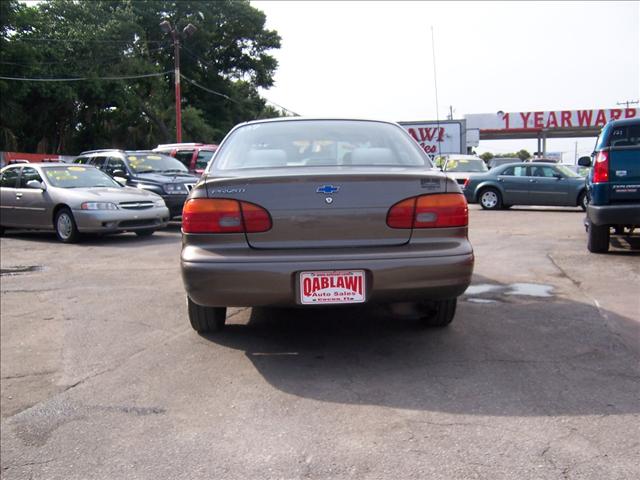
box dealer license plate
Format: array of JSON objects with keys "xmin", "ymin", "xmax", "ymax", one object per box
[{"xmin": 299, "ymin": 270, "xmax": 366, "ymax": 305}]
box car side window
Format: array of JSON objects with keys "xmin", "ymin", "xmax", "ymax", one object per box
[
  {"xmin": 89, "ymin": 156, "xmax": 107, "ymax": 169},
  {"xmin": 0, "ymin": 168, "xmax": 20, "ymax": 188},
  {"xmin": 19, "ymin": 167, "xmax": 43, "ymax": 188},
  {"xmin": 175, "ymin": 150, "xmax": 194, "ymax": 168},
  {"xmin": 500, "ymin": 166, "xmax": 526, "ymax": 177},
  {"xmin": 105, "ymin": 157, "xmax": 127, "ymax": 176},
  {"xmin": 531, "ymin": 166, "xmax": 556, "ymax": 178}
]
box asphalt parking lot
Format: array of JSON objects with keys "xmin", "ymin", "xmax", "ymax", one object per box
[{"xmin": 1, "ymin": 205, "xmax": 639, "ymax": 480}]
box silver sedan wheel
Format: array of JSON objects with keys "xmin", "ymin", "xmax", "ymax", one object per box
[
  {"xmin": 480, "ymin": 190, "xmax": 499, "ymax": 209},
  {"xmin": 56, "ymin": 212, "xmax": 74, "ymax": 240}
]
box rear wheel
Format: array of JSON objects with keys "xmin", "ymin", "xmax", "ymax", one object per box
[
  {"xmin": 419, "ymin": 298, "xmax": 457, "ymax": 327},
  {"xmin": 478, "ymin": 188, "xmax": 502, "ymax": 210},
  {"xmin": 55, "ymin": 208, "xmax": 80, "ymax": 243},
  {"xmin": 187, "ymin": 296, "xmax": 226, "ymax": 333},
  {"xmin": 578, "ymin": 191, "xmax": 588, "ymax": 211},
  {"xmin": 587, "ymin": 219, "xmax": 609, "ymax": 253},
  {"xmin": 135, "ymin": 229, "xmax": 155, "ymax": 237}
]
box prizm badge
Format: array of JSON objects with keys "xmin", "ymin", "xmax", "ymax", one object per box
[
  {"xmin": 211, "ymin": 187, "xmax": 246, "ymax": 194},
  {"xmin": 316, "ymin": 185, "xmax": 340, "ymax": 194}
]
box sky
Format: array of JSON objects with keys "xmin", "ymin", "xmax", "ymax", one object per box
[{"xmin": 253, "ymin": 0, "xmax": 640, "ymax": 161}]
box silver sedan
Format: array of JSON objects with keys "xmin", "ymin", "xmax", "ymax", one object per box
[{"xmin": 0, "ymin": 163, "xmax": 170, "ymax": 242}]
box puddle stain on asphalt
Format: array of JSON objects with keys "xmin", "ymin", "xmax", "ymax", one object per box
[
  {"xmin": 464, "ymin": 282, "xmax": 555, "ymax": 303},
  {"xmin": 11, "ymin": 400, "xmax": 166, "ymax": 447},
  {"xmin": 0, "ymin": 265, "xmax": 44, "ymax": 276}
]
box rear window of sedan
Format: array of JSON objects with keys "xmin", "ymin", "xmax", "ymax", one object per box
[{"xmin": 212, "ymin": 120, "xmax": 430, "ymax": 171}]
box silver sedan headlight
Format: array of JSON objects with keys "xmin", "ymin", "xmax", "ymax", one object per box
[
  {"xmin": 154, "ymin": 198, "xmax": 166, "ymax": 207},
  {"xmin": 81, "ymin": 202, "xmax": 119, "ymax": 210}
]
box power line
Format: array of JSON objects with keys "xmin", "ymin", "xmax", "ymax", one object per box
[
  {"xmin": 0, "ymin": 46, "xmax": 170, "ymax": 67},
  {"xmin": 179, "ymin": 73, "xmax": 235, "ymax": 102},
  {"xmin": 10, "ymin": 37, "xmax": 167, "ymax": 45},
  {"xmin": 0, "ymin": 71, "xmax": 173, "ymax": 82}
]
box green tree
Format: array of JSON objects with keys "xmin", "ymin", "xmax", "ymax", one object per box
[
  {"xmin": 0, "ymin": 0, "xmax": 282, "ymax": 153},
  {"xmin": 479, "ymin": 152, "xmax": 493, "ymax": 162}
]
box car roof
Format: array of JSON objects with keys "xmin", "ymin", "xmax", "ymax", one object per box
[
  {"xmin": 234, "ymin": 117, "xmax": 402, "ymax": 128},
  {"xmin": 607, "ymin": 118, "xmax": 639, "ymax": 127}
]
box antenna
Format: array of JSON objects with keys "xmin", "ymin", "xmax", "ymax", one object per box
[{"xmin": 431, "ymin": 26, "xmax": 442, "ymax": 155}]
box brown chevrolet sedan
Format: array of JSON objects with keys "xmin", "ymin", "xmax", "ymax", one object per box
[{"xmin": 180, "ymin": 119, "xmax": 474, "ymax": 332}]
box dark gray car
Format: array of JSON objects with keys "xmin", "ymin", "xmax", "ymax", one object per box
[
  {"xmin": 463, "ymin": 162, "xmax": 588, "ymax": 210},
  {"xmin": 180, "ymin": 118, "xmax": 474, "ymax": 333}
]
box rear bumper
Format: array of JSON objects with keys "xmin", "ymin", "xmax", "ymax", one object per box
[
  {"xmin": 73, "ymin": 207, "xmax": 170, "ymax": 233},
  {"xmin": 181, "ymin": 248, "xmax": 474, "ymax": 307},
  {"xmin": 587, "ymin": 203, "xmax": 640, "ymax": 226}
]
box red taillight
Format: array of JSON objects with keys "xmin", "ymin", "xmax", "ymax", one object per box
[
  {"xmin": 386, "ymin": 193, "xmax": 468, "ymax": 229},
  {"xmin": 593, "ymin": 151, "xmax": 609, "ymax": 183},
  {"xmin": 182, "ymin": 199, "xmax": 271, "ymax": 233}
]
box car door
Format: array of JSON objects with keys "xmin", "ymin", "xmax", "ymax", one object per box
[
  {"xmin": 497, "ymin": 165, "xmax": 530, "ymax": 204},
  {"xmin": 0, "ymin": 166, "xmax": 21, "ymax": 226},
  {"xmin": 528, "ymin": 165, "xmax": 570, "ymax": 206},
  {"xmin": 14, "ymin": 166, "xmax": 50, "ymax": 227},
  {"xmin": 104, "ymin": 156, "xmax": 131, "ymax": 185}
]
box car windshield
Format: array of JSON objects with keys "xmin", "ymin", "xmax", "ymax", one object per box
[
  {"xmin": 44, "ymin": 166, "xmax": 121, "ymax": 188},
  {"xmin": 556, "ymin": 165, "xmax": 581, "ymax": 177},
  {"xmin": 126, "ymin": 153, "xmax": 188, "ymax": 174},
  {"xmin": 445, "ymin": 158, "xmax": 488, "ymax": 172},
  {"xmin": 212, "ymin": 120, "xmax": 430, "ymax": 171}
]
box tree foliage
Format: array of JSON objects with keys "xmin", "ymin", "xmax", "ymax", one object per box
[
  {"xmin": 0, "ymin": 0, "xmax": 283, "ymax": 153},
  {"xmin": 479, "ymin": 149, "xmax": 532, "ymax": 162}
]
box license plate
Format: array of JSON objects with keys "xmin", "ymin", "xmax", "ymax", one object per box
[{"xmin": 299, "ymin": 270, "xmax": 365, "ymax": 305}]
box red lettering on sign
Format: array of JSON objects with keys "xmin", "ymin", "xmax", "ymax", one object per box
[
  {"xmin": 344, "ymin": 276, "xmax": 362, "ymax": 295},
  {"xmin": 419, "ymin": 128, "xmax": 436, "ymax": 142},
  {"xmin": 546, "ymin": 111, "xmax": 558, "ymax": 128},
  {"xmin": 336, "ymin": 277, "xmax": 345, "ymax": 288},
  {"xmin": 437, "ymin": 127, "xmax": 445, "ymax": 142},
  {"xmin": 320, "ymin": 277, "xmax": 329, "ymax": 289},
  {"xmin": 609, "ymin": 109, "xmax": 622, "ymax": 120},
  {"xmin": 534, "ymin": 111, "xmax": 544, "ymax": 128},
  {"xmin": 503, "ymin": 112, "xmax": 510, "ymax": 129},
  {"xmin": 561, "ymin": 111, "xmax": 572, "ymax": 127},
  {"xmin": 520, "ymin": 112, "xmax": 531, "ymax": 128},
  {"xmin": 303, "ymin": 278, "xmax": 312, "ymax": 296},
  {"xmin": 312, "ymin": 277, "xmax": 321, "ymax": 292},
  {"xmin": 625, "ymin": 108, "xmax": 637, "ymax": 118},
  {"xmin": 407, "ymin": 128, "xmax": 419, "ymax": 142},
  {"xmin": 576, "ymin": 110, "xmax": 593, "ymax": 127},
  {"xmin": 595, "ymin": 110, "xmax": 607, "ymax": 126}
]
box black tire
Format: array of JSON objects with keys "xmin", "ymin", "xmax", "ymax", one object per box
[
  {"xmin": 478, "ymin": 188, "xmax": 502, "ymax": 210},
  {"xmin": 587, "ymin": 219, "xmax": 609, "ymax": 253},
  {"xmin": 419, "ymin": 298, "xmax": 457, "ymax": 327},
  {"xmin": 578, "ymin": 191, "xmax": 588, "ymax": 211},
  {"xmin": 135, "ymin": 229, "xmax": 155, "ymax": 237},
  {"xmin": 0, "ymin": 225, "xmax": 5, "ymax": 236},
  {"xmin": 187, "ymin": 296, "xmax": 226, "ymax": 333},
  {"xmin": 502, "ymin": 204, "xmax": 512, "ymax": 210},
  {"xmin": 54, "ymin": 208, "xmax": 80, "ymax": 243}
]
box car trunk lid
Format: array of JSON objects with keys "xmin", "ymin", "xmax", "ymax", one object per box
[{"xmin": 205, "ymin": 168, "xmax": 451, "ymax": 249}]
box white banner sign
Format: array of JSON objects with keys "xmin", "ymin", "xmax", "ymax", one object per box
[
  {"xmin": 399, "ymin": 121, "xmax": 463, "ymax": 155},
  {"xmin": 466, "ymin": 108, "xmax": 638, "ymax": 132}
]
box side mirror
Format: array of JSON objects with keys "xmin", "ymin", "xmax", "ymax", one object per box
[
  {"xmin": 26, "ymin": 179, "xmax": 46, "ymax": 190},
  {"xmin": 554, "ymin": 173, "xmax": 563, "ymax": 179},
  {"xmin": 577, "ymin": 156, "xmax": 592, "ymax": 167},
  {"xmin": 112, "ymin": 169, "xmax": 128, "ymax": 178}
]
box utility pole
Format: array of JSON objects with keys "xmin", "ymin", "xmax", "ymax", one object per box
[
  {"xmin": 574, "ymin": 141, "xmax": 578, "ymax": 164},
  {"xmin": 616, "ymin": 99, "xmax": 639, "ymax": 108},
  {"xmin": 160, "ymin": 20, "xmax": 197, "ymax": 143},
  {"xmin": 447, "ymin": 105, "xmax": 454, "ymax": 120}
]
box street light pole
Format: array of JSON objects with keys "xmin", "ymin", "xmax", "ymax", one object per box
[
  {"xmin": 160, "ymin": 20, "xmax": 197, "ymax": 143},
  {"xmin": 173, "ymin": 34, "xmax": 182, "ymax": 142}
]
